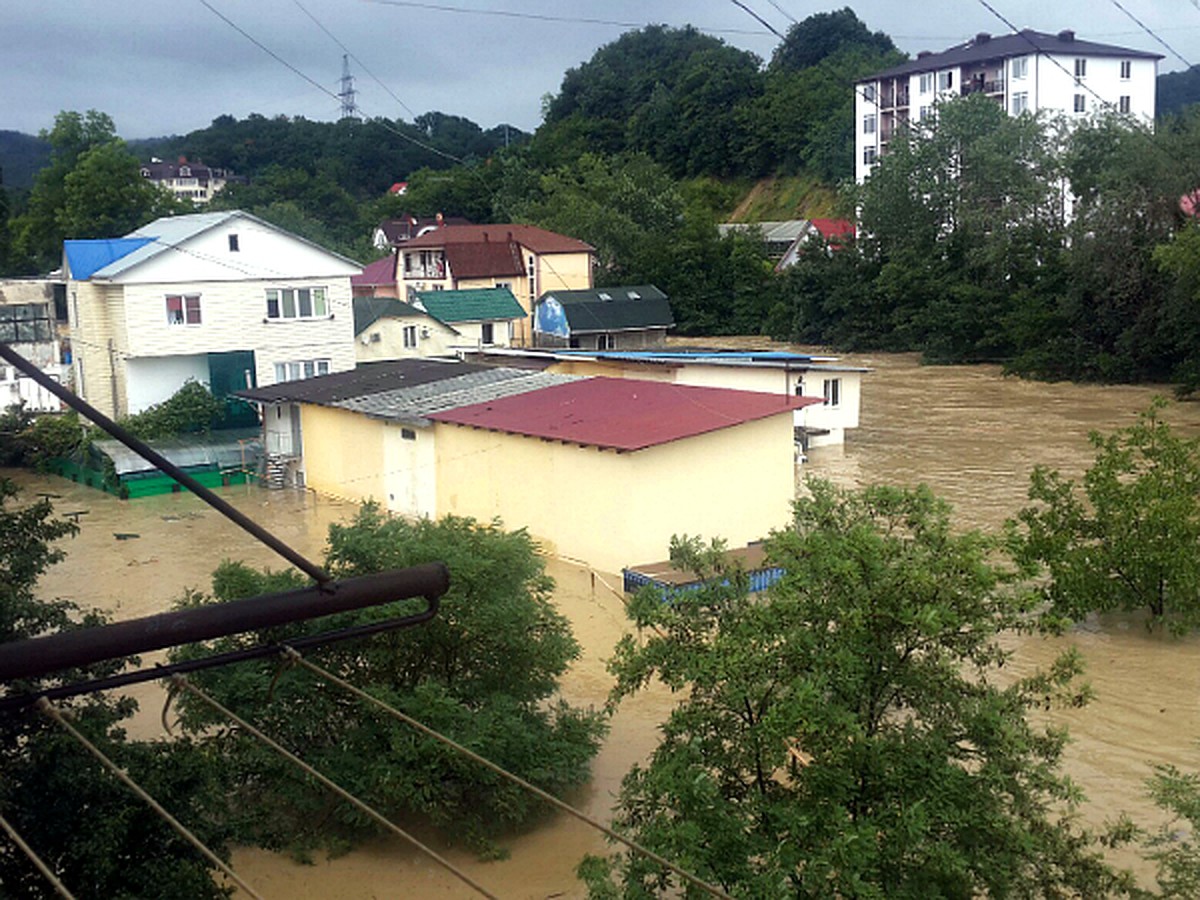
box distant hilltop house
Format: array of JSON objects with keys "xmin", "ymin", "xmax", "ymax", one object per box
[
  {"xmin": 719, "ymin": 220, "xmax": 854, "ymax": 270},
  {"xmin": 140, "ymin": 157, "xmax": 244, "ymax": 204},
  {"xmin": 396, "ymin": 224, "xmax": 595, "ymax": 347},
  {"xmin": 63, "ymin": 209, "xmax": 359, "ymax": 419},
  {"xmin": 533, "ymin": 285, "xmax": 674, "ymax": 350},
  {"xmin": 370, "ymin": 213, "xmax": 471, "ymax": 252},
  {"xmin": 855, "ymin": 29, "xmax": 1161, "ymax": 182}
]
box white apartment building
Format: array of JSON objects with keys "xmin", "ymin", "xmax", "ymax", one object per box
[{"xmin": 855, "ymin": 29, "xmax": 1161, "ymax": 182}]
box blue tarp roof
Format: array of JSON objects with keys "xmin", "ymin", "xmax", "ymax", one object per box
[{"xmin": 64, "ymin": 238, "xmax": 154, "ymax": 280}]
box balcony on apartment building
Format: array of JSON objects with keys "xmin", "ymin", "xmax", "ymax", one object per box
[
  {"xmin": 962, "ymin": 68, "xmax": 1005, "ymax": 97},
  {"xmin": 402, "ymin": 251, "xmax": 447, "ymax": 280},
  {"xmin": 878, "ymin": 78, "xmax": 910, "ymax": 110}
]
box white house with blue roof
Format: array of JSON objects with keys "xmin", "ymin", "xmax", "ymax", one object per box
[{"xmin": 63, "ymin": 210, "xmax": 360, "ymax": 418}]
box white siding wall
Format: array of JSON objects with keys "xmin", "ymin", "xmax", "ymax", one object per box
[{"xmin": 125, "ymin": 355, "xmax": 210, "ymax": 413}]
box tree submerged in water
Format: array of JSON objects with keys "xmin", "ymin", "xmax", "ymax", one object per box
[
  {"xmin": 172, "ymin": 506, "xmax": 606, "ymax": 858},
  {"xmin": 581, "ymin": 479, "xmax": 1132, "ymax": 898}
]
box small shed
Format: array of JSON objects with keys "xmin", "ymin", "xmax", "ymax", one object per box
[{"xmin": 534, "ymin": 285, "xmax": 673, "ymax": 351}]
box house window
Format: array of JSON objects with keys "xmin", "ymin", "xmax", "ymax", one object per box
[
  {"xmin": 793, "ymin": 379, "xmax": 804, "ymax": 396},
  {"xmin": 918, "ymin": 105, "xmax": 931, "ymax": 120},
  {"xmin": 937, "ymin": 71, "xmax": 953, "ymax": 91},
  {"xmin": 863, "ymin": 83, "xmax": 876, "ymax": 102},
  {"xmin": 480, "ymin": 322, "xmax": 495, "ymax": 345},
  {"xmin": 1120, "ymin": 59, "xmax": 1132, "ymax": 80},
  {"xmin": 180, "ymin": 165, "xmax": 191, "ymax": 177},
  {"xmin": 863, "ymin": 114, "xmax": 876, "ymax": 134},
  {"xmin": 1012, "ymin": 56, "xmax": 1028, "ymax": 80},
  {"xmin": 919, "ymin": 73, "xmax": 933, "ymax": 94},
  {"xmin": 166, "ymin": 294, "xmax": 201, "ymax": 325},
  {"xmin": 228, "ymin": 234, "xmax": 239, "ymax": 252},
  {"xmin": 823, "ymin": 378, "xmax": 841, "ymax": 407},
  {"xmin": 400, "ymin": 428, "xmax": 417, "ymax": 441},
  {"xmin": 1118, "ymin": 95, "xmax": 1131, "ymax": 114},
  {"xmin": 863, "ymin": 147, "xmax": 877, "ymax": 165},
  {"xmin": 494, "ymin": 281, "xmax": 513, "ymax": 292},
  {"xmin": 0, "ymin": 303, "xmax": 54, "ymax": 342},
  {"xmin": 403, "ymin": 325, "xmax": 418, "ymax": 348},
  {"xmin": 265, "ymin": 287, "xmax": 328, "ymax": 320},
  {"xmin": 1074, "ymin": 58, "xmax": 1087, "ymax": 79},
  {"xmin": 273, "ymin": 359, "xmax": 331, "ymax": 382},
  {"xmin": 527, "ymin": 255, "xmax": 537, "ymax": 305},
  {"xmin": 1074, "ymin": 94, "xmax": 1086, "ymax": 113},
  {"xmin": 597, "ymin": 334, "xmax": 614, "ymax": 350},
  {"xmin": 1011, "ymin": 92, "xmax": 1029, "ymax": 115}
]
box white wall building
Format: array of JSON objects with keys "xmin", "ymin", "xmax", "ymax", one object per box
[
  {"xmin": 64, "ymin": 210, "xmax": 359, "ymax": 418},
  {"xmin": 855, "ymin": 29, "xmax": 1161, "ymax": 182}
]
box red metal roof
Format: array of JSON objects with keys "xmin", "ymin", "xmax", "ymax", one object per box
[
  {"xmin": 810, "ymin": 218, "xmax": 854, "ymax": 241},
  {"xmin": 428, "ymin": 377, "xmax": 820, "ymax": 451},
  {"xmin": 352, "ymin": 254, "xmax": 397, "ymax": 287},
  {"xmin": 445, "ymin": 241, "xmax": 525, "ymax": 279},
  {"xmin": 402, "ymin": 223, "xmax": 594, "ymax": 255}
]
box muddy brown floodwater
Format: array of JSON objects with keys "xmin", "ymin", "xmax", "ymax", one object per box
[{"xmin": 10, "ymin": 348, "xmax": 1200, "ymax": 896}]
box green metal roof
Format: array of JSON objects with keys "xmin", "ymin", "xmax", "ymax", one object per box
[
  {"xmin": 538, "ymin": 284, "xmax": 673, "ymax": 333},
  {"xmin": 413, "ymin": 287, "xmax": 525, "ymax": 324},
  {"xmin": 352, "ymin": 296, "xmax": 426, "ymax": 334}
]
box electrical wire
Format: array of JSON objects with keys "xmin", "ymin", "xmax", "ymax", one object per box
[
  {"xmin": 0, "ymin": 811, "xmax": 78, "ymax": 900},
  {"xmin": 1107, "ymin": 0, "xmax": 1193, "ymax": 70},
  {"xmin": 728, "ymin": 0, "xmax": 785, "ymax": 40},
  {"xmin": 169, "ymin": 674, "xmax": 501, "ymax": 900},
  {"xmin": 281, "ymin": 647, "xmax": 734, "ymax": 899},
  {"xmin": 37, "ymin": 698, "xmax": 264, "ymax": 900}
]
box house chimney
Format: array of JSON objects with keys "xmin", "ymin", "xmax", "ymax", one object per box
[
  {"xmin": 917, "ymin": 50, "xmax": 932, "ymax": 59},
  {"xmin": 975, "ymin": 32, "xmax": 990, "ymax": 44},
  {"xmin": 436, "ymin": 211, "xmax": 444, "ymax": 226},
  {"xmin": 1057, "ymin": 29, "xmax": 1075, "ymax": 42},
  {"xmin": 178, "ymin": 155, "xmax": 187, "ymax": 165}
]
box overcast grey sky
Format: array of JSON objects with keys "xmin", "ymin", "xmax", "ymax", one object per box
[{"xmin": 3, "ymin": 1, "xmax": 1195, "ymax": 140}]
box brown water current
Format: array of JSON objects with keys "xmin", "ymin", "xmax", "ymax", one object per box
[{"xmin": 10, "ymin": 348, "xmax": 1200, "ymax": 896}]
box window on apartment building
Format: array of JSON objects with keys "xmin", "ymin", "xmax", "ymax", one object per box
[
  {"xmin": 1120, "ymin": 59, "xmax": 1132, "ymax": 79},
  {"xmin": 527, "ymin": 255, "xmax": 537, "ymax": 305},
  {"xmin": 403, "ymin": 324, "xmax": 418, "ymax": 348},
  {"xmin": 919, "ymin": 72, "xmax": 933, "ymax": 94},
  {"xmin": 1011, "ymin": 92, "xmax": 1029, "ymax": 115},
  {"xmin": 863, "ymin": 114, "xmax": 876, "ymax": 134},
  {"xmin": 1074, "ymin": 94, "xmax": 1087, "ymax": 113},
  {"xmin": 494, "ymin": 281, "xmax": 513, "ymax": 292},
  {"xmin": 265, "ymin": 287, "xmax": 328, "ymax": 320},
  {"xmin": 823, "ymin": 378, "xmax": 841, "ymax": 408},
  {"xmin": 228, "ymin": 234, "xmax": 239, "ymax": 252},
  {"xmin": 1074, "ymin": 58, "xmax": 1087, "ymax": 79},
  {"xmin": 863, "ymin": 146, "xmax": 877, "ymax": 165},
  {"xmin": 938, "ymin": 71, "xmax": 953, "ymax": 91},
  {"xmin": 273, "ymin": 359, "xmax": 331, "ymax": 382},
  {"xmin": 165, "ymin": 294, "xmax": 201, "ymax": 325},
  {"xmin": 863, "ymin": 83, "xmax": 876, "ymax": 102},
  {"xmin": 1119, "ymin": 95, "xmax": 1131, "ymax": 114},
  {"xmin": 1012, "ymin": 56, "xmax": 1028, "ymax": 80},
  {"xmin": 480, "ymin": 322, "xmax": 495, "ymax": 345},
  {"xmin": 597, "ymin": 334, "xmax": 615, "ymax": 350}
]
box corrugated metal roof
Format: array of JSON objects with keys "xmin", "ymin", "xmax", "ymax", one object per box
[
  {"xmin": 401, "ymin": 223, "xmax": 594, "ymax": 254},
  {"xmin": 352, "ymin": 254, "xmax": 397, "ymax": 288},
  {"xmin": 237, "ymin": 359, "xmax": 491, "ymax": 405},
  {"xmin": 414, "ymin": 287, "xmax": 526, "ymax": 324},
  {"xmin": 443, "ymin": 241, "xmax": 526, "ymax": 279},
  {"xmin": 92, "ymin": 428, "xmax": 262, "ymax": 476},
  {"xmin": 352, "ymin": 296, "xmax": 431, "ymax": 334},
  {"xmin": 429, "ymin": 377, "xmax": 820, "ymax": 451},
  {"xmin": 538, "ymin": 285, "xmax": 674, "ymax": 333},
  {"xmin": 334, "ymin": 369, "xmax": 581, "ymax": 424}
]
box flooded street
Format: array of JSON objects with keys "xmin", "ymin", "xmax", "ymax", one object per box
[{"xmin": 10, "ymin": 348, "xmax": 1200, "ymax": 895}]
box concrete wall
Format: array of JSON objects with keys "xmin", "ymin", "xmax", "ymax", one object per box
[
  {"xmin": 355, "ymin": 315, "xmax": 461, "ymax": 362},
  {"xmin": 125, "ymin": 355, "xmax": 210, "ymax": 413},
  {"xmin": 434, "ymin": 412, "xmax": 796, "ymax": 573}
]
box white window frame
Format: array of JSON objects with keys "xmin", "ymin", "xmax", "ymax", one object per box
[
  {"xmin": 863, "ymin": 83, "xmax": 877, "ymax": 102},
  {"xmin": 265, "ymin": 287, "xmax": 329, "ymax": 321},
  {"xmin": 1074, "ymin": 58, "xmax": 1087, "ymax": 79},
  {"xmin": 822, "ymin": 378, "xmax": 841, "ymax": 408},
  {"xmin": 937, "ymin": 71, "xmax": 953, "ymax": 91},
  {"xmin": 274, "ymin": 358, "xmax": 331, "ymax": 383},
  {"xmin": 1119, "ymin": 95, "xmax": 1131, "ymax": 114},
  {"xmin": 1120, "ymin": 59, "xmax": 1132, "ymax": 80},
  {"xmin": 1074, "ymin": 94, "xmax": 1087, "ymax": 113},
  {"xmin": 166, "ymin": 294, "xmax": 201, "ymax": 326},
  {"xmin": 919, "ymin": 73, "xmax": 933, "ymax": 94},
  {"xmin": 863, "ymin": 147, "xmax": 877, "ymax": 165},
  {"xmin": 1012, "ymin": 57, "xmax": 1028, "ymax": 80},
  {"xmin": 403, "ymin": 324, "xmax": 418, "ymax": 348},
  {"xmin": 1011, "ymin": 92, "xmax": 1029, "ymax": 115},
  {"xmin": 863, "ymin": 114, "xmax": 877, "ymax": 134}
]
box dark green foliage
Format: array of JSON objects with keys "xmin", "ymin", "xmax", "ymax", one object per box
[
  {"xmin": 1010, "ymin": 402, "xmax": 1200, "ymax": 633},
  {"xmin": 0, "ymin": 479, "xmax": 231, "ymax": 898},
  {"xmin": 172, "ymin": 507, "xmax": 605, "ymax": 856},
  {"xmin": 0, "ymin": 407, "xmax": 90, "ymax": 469},
  {"xmin": 583, "ymin": 480, "xmax": 1131, "ymax": 898},
  {"xmin": 768, "ymin": 7, "xmax": 897, "ymax": 73},
  {"xmin": 118, "ymin": 380, "xmax": 226, "ymax": 440},
  {"xmin": 1145, "ymin": 765, "xmax": 1200, "ymax": 897},
  {"xmin": 0, "ymin": 130, "xmax": 51, "ymax": 191}
]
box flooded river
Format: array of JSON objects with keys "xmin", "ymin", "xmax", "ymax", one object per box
[{"xmin": 10, "ymin": 348, "xmax": 1200, "ymax": 896}]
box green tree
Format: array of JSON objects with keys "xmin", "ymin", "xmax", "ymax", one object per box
[
  {"xmin": 58, "ymin": 139, "xmax": 185, "ymax": 239},
  {"xmin": 172, "ymin": 508, "xmax": 606, "ymax": 856},
  {"xmin": 768, "ymin": 7, "xmax": 897, "ymax": 73},
  {"xmin": 1010, "ymin": 401, "xmax": 1200, "ymax": 633},
  {"xmin": 583, "ymin": 480, "xmax": 1128, "ymax": 898},
  {"xmin": 0, "ymin": 480, "xmax": 231, "ymax": 898}
]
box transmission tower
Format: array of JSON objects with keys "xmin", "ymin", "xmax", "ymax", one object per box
[{"xmin": 338, "ymin": 54, "xmax": 359, "ymax": 120}]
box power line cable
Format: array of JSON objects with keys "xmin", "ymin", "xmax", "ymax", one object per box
[
  {"xmin": 1107, "ymin": 0, "xmax": 1193, "ymax": 69},
  {"xmin": 292, "ymin": 0, "xmax": 418, "ymax": 120},
  {"xmin": 364, "ymin": 0, "xmax": 768, "ymax": 36},
  {"xmin": 282, "ymin": 647, "xmax": 735, "ymax": 899},
  {"xmin": 169, "ymin": 674, "xmax": 500, "ymax": 900},
  {"xmin": 727, "ymin": 0, "xmax": 785, "ymax": 40},
  {"xmin": 37, "ymin": 698, "xmax": 263, "ymax": 900},
  {"xmin": 765, "ymin": 0, "xmax": 797, "ymax": 25},
  {"xmin": 0, "ymin": 812, "xmax": 78, "ymax": 900}
]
